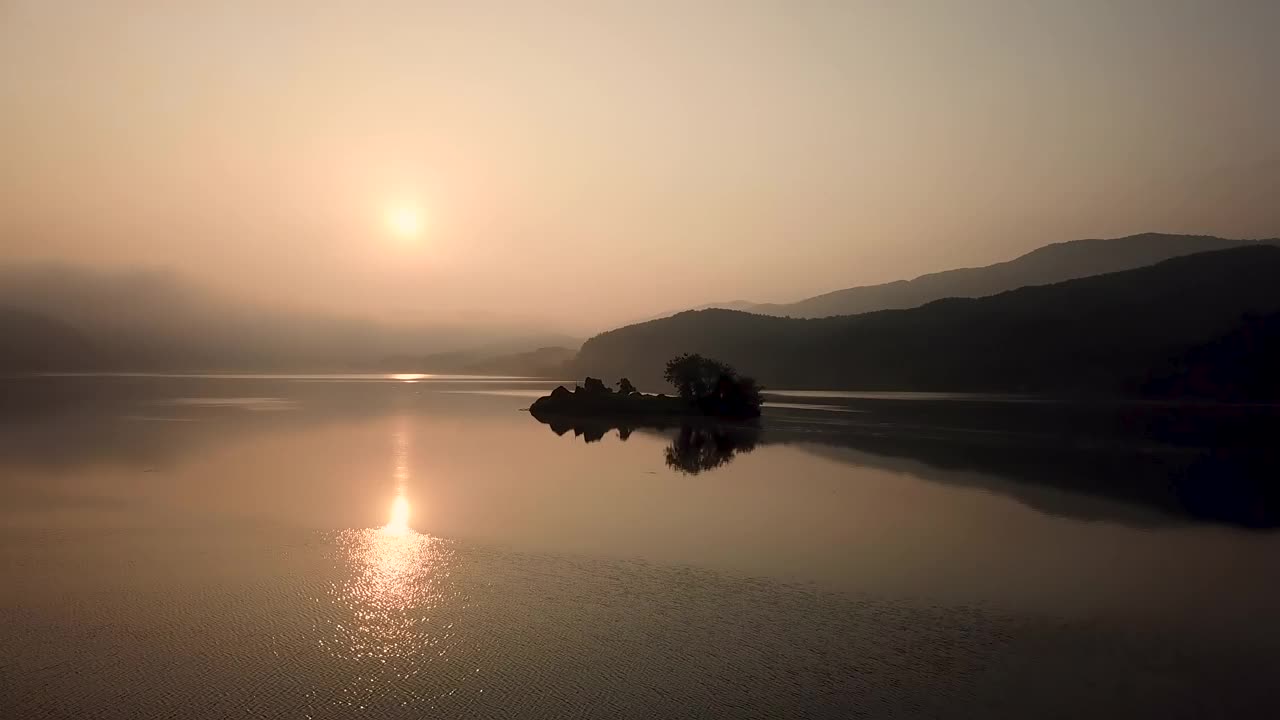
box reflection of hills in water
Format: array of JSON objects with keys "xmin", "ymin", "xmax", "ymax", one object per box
[{"xmin": 533, "ymin": 398, "xmax": 1280, "ymax": 528}]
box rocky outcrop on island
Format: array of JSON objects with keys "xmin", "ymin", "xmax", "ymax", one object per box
[
  {"xmin": 532, "ymin": 355, "xmax": 764, "ymax": 423},
  {"xmin": 529, "ymin": 377, "xmax": 690, "ymax": 420}
]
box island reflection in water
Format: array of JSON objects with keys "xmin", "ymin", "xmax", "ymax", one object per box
[
  {"xmin": 539, "ymin": 415, "xmax": 760, "ymax": 475},
  {"xmin": 318, "ymin": 423, "xmax": 464, "ymax": 709}
]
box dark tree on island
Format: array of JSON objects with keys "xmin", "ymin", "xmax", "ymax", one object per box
[
  {"xmin": 663, "ymin": 353, "xmax": 731, "ymax": 400},
  {"xmin": 663, "ymin": 353, "xmax": 763, "ymax": 418}
]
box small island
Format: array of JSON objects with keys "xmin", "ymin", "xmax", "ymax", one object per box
[{"xmin": 529, "ymin": 353, "xmax": 763, "ymax": 421}]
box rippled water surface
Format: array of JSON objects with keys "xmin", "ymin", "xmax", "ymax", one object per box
[{"xmin": 2, "ymin": 375, "xmax": 1278, "ymax": 718}]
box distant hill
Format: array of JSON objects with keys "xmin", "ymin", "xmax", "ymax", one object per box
[
  {"xmin": 635, "ymin": 300, "xmax": 759, "ymax": 324},
  {"xmin": 573, "ymin": 246, "xmax": 1280, "ymax": 399},
  {"xmin": 381, "ymin": 346, "xmax": 577, "ymax": 377},
  {"xmin": 673, "ymin": 233, "xmax": 1273, "ymax": 320},
  {"xmin": 0, "ymin": 307, "xmax": 95, "ymax": 371},
  {"xmin": 463, "ymin": 346, "xmax": 577, "ymax": 377},
  {"xmin": 0, "ymin": 263, "xmax": 577, "ymax": 372}
]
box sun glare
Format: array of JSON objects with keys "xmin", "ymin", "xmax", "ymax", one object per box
[{"xmin": 385, "ymin": 205, "xmax": 423, "ymax": 240}]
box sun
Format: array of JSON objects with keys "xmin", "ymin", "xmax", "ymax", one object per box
[{"xmin": 385, "ymin": 205, "xmax": 423, "ymax": 240}]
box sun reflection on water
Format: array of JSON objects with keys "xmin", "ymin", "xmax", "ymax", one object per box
[
  {"xmin": 385, "ymin": 495, "xmax": 411, "ymax": 536},
  {"xmin": 311, "ymin": 419, "xmax": 467, "ymax": 709},
  {"xmin": 390, "ymin": 373, "xmax": 428, "ymax": 382}
]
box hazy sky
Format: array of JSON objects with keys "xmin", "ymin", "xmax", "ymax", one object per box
[{"xmin": 2, "ymin": 0, "xmax": 1278, "ymax": 333}]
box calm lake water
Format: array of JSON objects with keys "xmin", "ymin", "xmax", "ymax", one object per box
[{"xmin": 2, "ymin": 375, "xmax": 1278, "ymax": 718}]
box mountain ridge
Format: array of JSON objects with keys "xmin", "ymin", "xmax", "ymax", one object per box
[
  {"xmin": 678, "ymin": 233, "xmax": 1277, "ymax": 320},
  {"xmin": 573, "ymin": 245, "xmax": 1280, "ymax": 399}
]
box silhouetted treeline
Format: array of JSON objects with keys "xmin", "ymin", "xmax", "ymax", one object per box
[{"xmin": 574, "ymin": 246, "xmax": 1280, "ymax": 400}]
